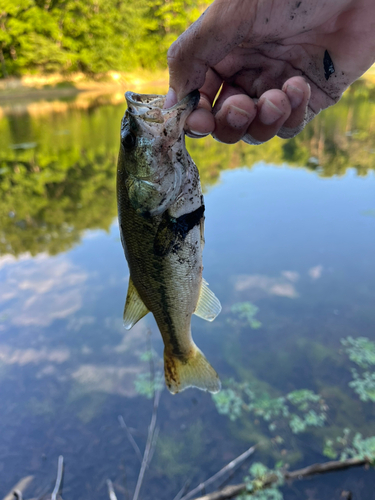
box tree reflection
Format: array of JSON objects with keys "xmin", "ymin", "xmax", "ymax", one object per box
[{"xmin": 1, "ymin": 79, "xmax": 374, "ymax": 257}]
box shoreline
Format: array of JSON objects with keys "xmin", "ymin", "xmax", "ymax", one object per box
[
  {"xmin": 0, "ymin": 70, "xmax": 169, "ymax": 116},
  {"xmin": 1, "ymin": 67, "xmax": 375, "ymax": 117}
]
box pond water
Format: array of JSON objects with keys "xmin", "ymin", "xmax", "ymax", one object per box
[{"xmin": 0, "ymin": 80, "xmax": 374, "ymax": 500}]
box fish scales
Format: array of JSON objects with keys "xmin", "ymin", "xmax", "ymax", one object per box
[{"xmin": 117, "ymin": 90, "xmax": 221, "ymax": 394}]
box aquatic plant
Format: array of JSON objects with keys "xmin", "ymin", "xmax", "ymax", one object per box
[
  {"xmin": 341, "ymin": 337, "xmax": 375, "ymax": 402},
  {"xmin": 134, "ymin": 348, "xmax": 164, "ymax": 398},
  {"xmin": 249, "ymin": 394, "xmax": 289, "ymax": 423},
  {"xmin": 212, "ymin": 386, "xmax": 244, "ymax": 421},
  {"xmin": 348, "ymin": 369, "xmax": 375, "ymax": 402},
  {"xmin": 228, "ymin": 302, "xmax": 262, "ymax": 329},
  {"xmin": 342, "ymin": 337, "xmax": 375, "ymax": 368},
  {"xmin": 341, "ymin": 433, "xmax": 375, "ymax": 462},
  {"xmin": 212, "ymin": 380, "xmax": 327, "ymax": 434},
  {"xmin": 134, "ymin": 372, "xmax": 164, "ymax": 399},
  {"xmin": 286, "ymin": 389, "xmax": 321, "ymax": 409},
  {"xmin": 241, "ymin": 462, "xmax": 284, "ymax": 500},
  {"xmin": 323, "ymin": 428, "xmax": 375, "ymax": 463}
]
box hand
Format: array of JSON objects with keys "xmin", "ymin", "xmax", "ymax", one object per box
[{"xmin": 164, "ymin": 0, "xmax": 375, "ymax": 144}]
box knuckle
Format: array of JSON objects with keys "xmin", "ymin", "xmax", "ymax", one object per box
[{"xmin": 167, "ymin": 38, "xmax": 184, "ymax": 65}]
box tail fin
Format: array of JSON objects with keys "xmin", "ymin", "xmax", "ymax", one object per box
[{"xmin": 164, "ymin": 345, "xmax": 221, "ymax": 395}]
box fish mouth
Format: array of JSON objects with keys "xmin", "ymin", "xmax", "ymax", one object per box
[{"xmin": 125, "ymin": 90, "xmax": 200, "ymax": 123}]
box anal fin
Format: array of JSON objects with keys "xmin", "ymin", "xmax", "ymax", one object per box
[
  {"xmin": 123, "ymin": 276, "xmax": 149, "ymax": 330},
  {"xmin": 194, "ymin": 278, "xmax": 221, "ymax": 322}
]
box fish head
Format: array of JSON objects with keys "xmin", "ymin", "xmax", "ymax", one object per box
[{"xmin": 117, "ymin": 90, "xmax": 200, "ymax": 216}]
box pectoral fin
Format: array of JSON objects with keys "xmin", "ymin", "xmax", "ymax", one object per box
[
  {"xmin": 123, "ymin": 277, "xmax": 149, "ymax": 330},
  {"xmin": 194, "ymin": 278, "xmax": 222, "ymax": 322}
]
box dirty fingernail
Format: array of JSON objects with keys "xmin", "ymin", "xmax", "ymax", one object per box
[
  {"xmin": 164, "ymin": 88, "xmax": 177, "ymax": 109},
  {"xmin": 226, "ymin": 105, "xmax": 252, "ymax": 129},
  {"xmin": 259, "ymin": 99, "xmax": 284, "ymax": 125},
  {"xmin": 284, "ymin": 84, "xmax": 304, "ymax": 109}
]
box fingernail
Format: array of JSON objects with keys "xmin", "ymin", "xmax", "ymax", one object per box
[
  {"xmin": 226, "ymin": 105, "xmax": 252, "ymax": 129},
  {"xmin": 259, "ymin": 99, "xmax": 284, "ymax": 125},
  {"xmin": 186, "ymin": 130, "xmax": 209, "ymax": 139},
  {"xmin": 284, "ymin": 84, "xmax": 304, "ymax": 109},
  {"xmin": 164, "ymin": 88, "xmax": 177, "ymax": 109}
]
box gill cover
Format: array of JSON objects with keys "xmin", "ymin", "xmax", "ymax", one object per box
[{"xmin": 121, "ymin": 90, "xmax": 200, "ymax": 217}]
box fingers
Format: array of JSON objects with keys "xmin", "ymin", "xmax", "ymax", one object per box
[
  {"xmin": 243, "ymin": 77, "xmax": 311, "ymax": 144},
  {"xmin": 278, "ymin": 77, "xmax": 311, "ymax": 139},
  {"xmin": 184, "ymin": 68, "xmax": 222, "ymax": 137},
  {"xmin": 184, "ymin": 76, "xmax": 312, "ymax": 144},
  {"xmin": 212, "ymin": 89, "xmax": 257, "ymax": 144},
  {"xmin": 243, "ymin": 89, "xmax": 292, "ymax": 144}
]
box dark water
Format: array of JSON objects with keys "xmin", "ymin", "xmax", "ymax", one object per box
[{"xmin": 0, "ymin": 81, "xmax": 375, "ymax": 500}]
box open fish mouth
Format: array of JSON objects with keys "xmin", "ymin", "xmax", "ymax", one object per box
[{"xmin": 125, "ymin": 90, "xmax": 200, "ymax": 123}]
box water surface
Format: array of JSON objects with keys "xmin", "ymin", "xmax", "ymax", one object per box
[{"xmin": 0, "ymin": 81, "xmax": 374, "ymax": 499}]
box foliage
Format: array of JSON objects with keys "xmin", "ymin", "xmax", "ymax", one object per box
[
  {"xmin": 348, "ymin": 369, "xmax": 375, "ymax": 403},
  {"xmin": 0, "ymin": 104, "xmax": 121, "ymax": 256},
  {"xmin": 342, "ymin": 337, "xmax": 375, "ymax": 402},
  {"xmin": 134, "ymin": 347, "xmax": 164, "ymax": 398},
  {"xmin": 343, "ymin": 433, "xmax": 375, "ymax": 462},
  {"xmin": 212, "ymin": 379, "xmax": 327, "ymax": 434},
  {"xmin": 229, "ymin": 302, "xmax": 262, "ymax": 329},
  {"xmin": 134, "ymin": 372, "xmax": 164, "ymax": 399},
  {"xmin": 241, "ymin": 462, "xmax": 284, "ymax": 500},
  {"xmin": 0, "ymin": 0, "xmax": 210, "ymax": 76},
  {"xmin": 324, "ymin": 428, "xmax": 375, "ymax": 463},
  {"xmin": 212, "ymin": 387, "xmax": 244, "ymax": 422},
  {"xmin": 341, "ymin": 337, "xmax": 375, "ymax": 369}
]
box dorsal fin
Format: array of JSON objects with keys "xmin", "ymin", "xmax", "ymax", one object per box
[
  {"xmin": 123, "ymin": 277, "xmax": 149, "ymax": 330},
  {"xmin": 194, "ymin": 278, "xmax": 221, "ymax": 322}
]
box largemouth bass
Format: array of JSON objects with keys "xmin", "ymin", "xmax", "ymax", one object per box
[{"xmin": 117, "ymin": 90, "xmax": 221, "ymax": 394}]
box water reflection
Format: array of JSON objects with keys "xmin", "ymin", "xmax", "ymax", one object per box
[
  {"xmin": 0, "ymin": 81, "xmax": 375, "ymax": 499},
  {"xmin": 0, "ymin": 253, "xmax": 86, "ymax": 326},
  {"xmin": 1, "ymin": 79, "xmax": 375, "ymax": 258}
]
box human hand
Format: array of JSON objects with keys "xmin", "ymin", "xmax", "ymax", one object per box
[{"xmin": 164, "ymin": 0, "xmax": 375, "ymax": 144}]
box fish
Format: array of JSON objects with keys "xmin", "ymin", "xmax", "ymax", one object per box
[{"xmin": 117, "ymin": 90, "xmax": 221, "ymax": 394}]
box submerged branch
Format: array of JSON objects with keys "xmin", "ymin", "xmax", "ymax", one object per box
[
  {"xmin": 132, "ymin": 389, "xmax": 162, "ymax": 500},
  {"xmin": 192, "ymin": 457, "xmax": 370, "ymax": 500},
  {"xmin": 173, "ymin": 479, "xmax": 192, "ymax": 500},
  {"xmin": 118, "ymin": 415, "xmax": 143, "ymax": 464},
  {"xmin": 51, "ymin": 456, "xmax": 64, "ymax": 500},
  {"xmin": 178, "ymin": 445, "xmax": 257, "ymax": 500},
  {"xmin": 106, "ymin": 479, "xmax": 118, "ymax": 500}
]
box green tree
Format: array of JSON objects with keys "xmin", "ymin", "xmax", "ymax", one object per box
[{"xmin": 0, "ymin": 0, "xmax": 210, "ymax": 76}]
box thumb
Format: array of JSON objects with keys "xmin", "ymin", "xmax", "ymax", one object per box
[{"xmin": 165, "ymin": 0, "xmax": 256, "ymax": 106}]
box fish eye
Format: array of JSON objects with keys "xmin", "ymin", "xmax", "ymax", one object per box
[{"xmin": 122, "ymin": 131, "xmax": 137, "ymax": 151}]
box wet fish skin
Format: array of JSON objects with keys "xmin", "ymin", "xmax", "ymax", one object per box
[{"xmin": 117, "ymin": 90, "xmax": 221, "ymax": 394}]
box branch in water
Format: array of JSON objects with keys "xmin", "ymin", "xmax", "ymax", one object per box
[
  {"xmin": 118, "ymin": 415, "xmax": 143, "ymax": 464},
  {"xmin": 192, "ymin": 457, "xmax": 370, "ymax": 500},
  {"xmin": 107, "ymin": 479, "xmax": 118, "ymax": 500},
  {"xmin": 51, "ymin": 456, "xmax": 64, "ymax": 500},
  {"xmin": 177, "ymin": 444, "xmax": 257, "ymax": 500},
  {"xmin": 132, "ymin": 388, "xmax": 162, "ymax": 500}
]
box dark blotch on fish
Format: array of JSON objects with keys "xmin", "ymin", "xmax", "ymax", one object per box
[
  {"xmin": 324, "ymin": 50, "xmax": 335, "ymax": 80},
  {"xmin": 154, "ymin": 205, "xmax": 205, "ymax": 257}
]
